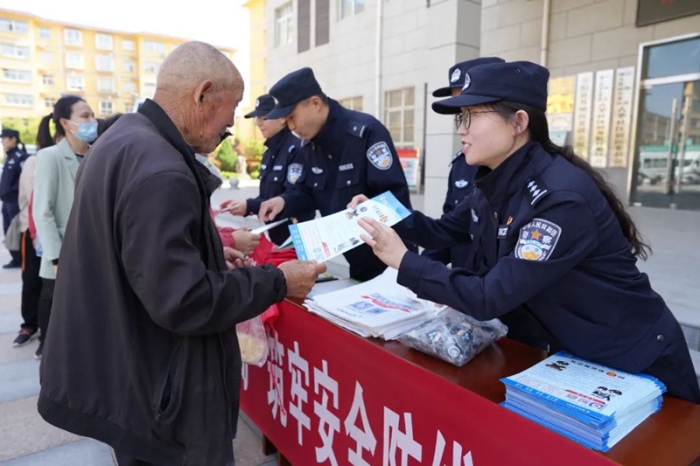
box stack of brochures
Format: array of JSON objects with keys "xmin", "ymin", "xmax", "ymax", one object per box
[
  {"xmin": 501, "ymin": 351, "xmax": 666, "ymax": 452},
  {"xmin": 304, "ymin": 268, "xmax": 445, "ymax": 340}
]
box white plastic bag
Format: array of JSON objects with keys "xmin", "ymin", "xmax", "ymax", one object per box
[
  {"xmin": 398, "ymin": 309, "xmax": 508, "ymax": 367},
  {"xmin": 236, "ymin": 316, "xmax": 269, "ymax": 367}
]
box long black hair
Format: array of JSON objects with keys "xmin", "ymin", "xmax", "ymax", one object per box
[
  {"xmin": 492, "ymin": 100, "xmax": 652, "ymax": 260},
  {"xmin": 3, "ymin": 131, "xmax": 26, "ymax": 154},
  {"xmin": 36, "ymin": 95, "xmax": 85, "ymax": 149}
]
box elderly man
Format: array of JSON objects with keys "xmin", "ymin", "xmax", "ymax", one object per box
[{"xmin": 37, "ymin": 42, "xmax": 324, "ymax": 466}]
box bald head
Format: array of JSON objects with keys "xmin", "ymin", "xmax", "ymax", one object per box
[{"xmin": 154, "ymin": 41, "xmax": 244, "ymax": 154}]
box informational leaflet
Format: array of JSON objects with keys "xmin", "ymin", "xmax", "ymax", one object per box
[
  {"xmin": 501, "ymin": 351, "xmax": 666, "ymax": 451},
  {"xmin": 288, "ymin": 191, "xmax": 411, "ymax": 263}
]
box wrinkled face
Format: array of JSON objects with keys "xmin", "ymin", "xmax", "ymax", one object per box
[
  {"xmin": 1, "ymin": 136, "xmax": 17, "ymax": 152},
  {"xmin": 190, "ymin": 82, "xmax": 243, "ymax": 154},
  {"xmin": 284, "ymin": 97, "xmax": 325, "ymax": 140},
  {"xmin": 255, "ymin": 115, "xmax": 286, "ymax": 139},
  {"xmin": 457, "ymin": 105, "xmax": 525, "ymax": 169}
]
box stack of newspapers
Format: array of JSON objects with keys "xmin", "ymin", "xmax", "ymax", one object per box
[
  {"xmin": 500, "ymin": 351, "xmax": 666, "ymax": 452},
  {"xmin": 304, "ymin": 268, "xmax": 445, "ymax": 340}
]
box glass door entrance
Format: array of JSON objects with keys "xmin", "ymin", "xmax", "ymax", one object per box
[{"xmin": 630, "ymin": 35, "xmax": 700, "ymax": 210}]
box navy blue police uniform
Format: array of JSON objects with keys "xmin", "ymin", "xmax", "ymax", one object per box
[
  {"xmin": 0, "ymin": 128, "xmax": 28, "ymax": 265},
  {"xmin": 243, "ymin": 95, "xmax": 315, "ymax": 245},
  {"xmin": 266, "ymin": 67, "xmax": 415, "ymax": 281},
  {"xmin": 394, "ymin": 61, "xmax": 700, "ymax": 404}
]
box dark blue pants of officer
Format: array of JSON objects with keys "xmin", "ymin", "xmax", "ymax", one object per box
[
  {"xmin": 643, "ymin": 321, "xmax": 700, "ymax": 405},
  {"xmin": 2, "ymin": 201, "xmax": 21, "ymax": 264}
]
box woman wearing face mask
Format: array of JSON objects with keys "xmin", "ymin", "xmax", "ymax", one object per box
[
  {"xmin": 32, "ymin": 95, "xmax": 97, "ymax": 359},
  {"xmin": 351, "ymin": 61, "xmax": 700, "ymax": 404}
]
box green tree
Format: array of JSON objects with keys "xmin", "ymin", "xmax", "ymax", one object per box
[
  {"xmin": 243, "ymin": 139, "xmax": 265, "ymax": 176},
  {"xmin": 214, "ymin": 138, "xmax": 238, "ymax": 172},
  {"xmin": 1, "ymin": 117, "xmax": 43, "ymax": 146}
]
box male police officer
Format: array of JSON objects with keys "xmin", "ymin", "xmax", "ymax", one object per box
[
  {"xmin": 259, "ymin": 67, "xmax": 414, "ymax": 281},
  {"xmin": 422, "ymin": 57, "xmax": 505, "ymax": 270},
  {"xmin": 0, "ymin": 128, "xmax": 28, "ymax": 268}
]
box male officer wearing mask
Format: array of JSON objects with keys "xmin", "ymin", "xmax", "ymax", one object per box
[{"xmin": 259, "ymin": 67, "xmax": 414, "ymax": 281}]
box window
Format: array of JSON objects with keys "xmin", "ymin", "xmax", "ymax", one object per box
[
  {"xmin": 65, "ymin": 53, "xmax": 84, "ymax": 69},
  {"xmin": 67, "ymin": 75, "xmax": 85, "ymax": 91},
  {"xmin": 64, "ymin": 28, "xmax": 82, "ymax": 46},
  {"xmin": 3, "ymin": 69, "xmax": 32, "ymax": 83},
  {"xmin": 39, "ymin": 27, "xmax": 51, "ymax": 40},
  {"xmin": 123, "ymin": 81, "xmax": 136, "ymax": 94},
  {"xmin": 0, "ymin": 18, "xmax": 29, "ymax": 33},
  {"xmin": 98, "ymin": 77, "xmax": 114, "ymax": 92},
  {"xmin": 339, "ymin": 96, "xmax": 363, "ymax": 112},
  {"xmin": 96, "ymin": 55, "xmax": 114, "ymax": 72},
  {"xmin": 44, "ymin": 97, "xmax": 56, "ymax": 108},
  {"xmin": 274, "ymin": 3, "xmax": 294, "ymax": 48},
  {"xmin": 122, "ymin": 39, "xmax": 134, "ymax": 51},
  {"xmin": 96, "ymin": 33, "xmax": 113, "ymax": 50},
  {"xmin": 40, "ymin": 51, "xmax": 53, "ymax": 63},
  {"xmin": 124, "ymin": 104, "xmax": 134, "ymax": 113},
  {"xmin": 143, "ymin": 82, "xmax": 156, "ymax": 96},
  {"xmin": 123, "ymin": 60, "xmax": 135, "ymax": 73},
  {"xmin": 144, "ymin": 62, "xmax": 159, "ymax": 74},
  {"xmin": 1, "ymin": 44, "xmax": 30, "ymax": 59},
  {"xmin": 100, "ymin": 100, "xmax": 114, "ymax": 115},
  {"xmin": 144, "ymin": 41, "xmax": 166, "ymax": 53},
  {"xmin": 5, "ymin": 94, "xmax": 33, "ymax": 106},
  {"xmin": 384, "ymin": 88, "xmax": 415, "ymax": 147},
  {"xmin": 42, "ymin": 74, "xmax": 54, "ymax": 85},
  {"xmin": 339, "ymin": 0, "xmax": 365, "ymax": 19}
]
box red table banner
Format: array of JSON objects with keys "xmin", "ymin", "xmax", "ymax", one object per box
[{"xmin": 240, "ymin": 301, "xmax": 617, "ymax": 466}]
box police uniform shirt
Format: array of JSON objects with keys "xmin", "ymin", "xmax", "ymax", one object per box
[
  {"xmin": 246, "ymin": 127, "xmax": 315, "ymax": 245},
  {"xmin": 393, "ymin": 141, "xmax": 699, "ymax": 399},
  {"xmin": 420, "ymin": 151, "xmax": 479, "ymax": 269},
  {"xmin": 0, "ymin": 146, "xmax": 28, "ymax": 203},
  {"xmin": 280, "ymin": 99, "xmax": 414, "ymax": 281}
]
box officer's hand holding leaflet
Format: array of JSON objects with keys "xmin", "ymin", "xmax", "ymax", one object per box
[
  {"xmin": 219, "ymin": 199, "xmax": 247, "ymax": 216},
  {"xmin": 358, "ymin": 217, "xmax": 408, "ymax": 270},
  {"xmin": 347, "ymin": 194, "xmax": 369, "ymax": 209},
  {"xmin": 259, "ymin": 196, "xmax": 285, "ymax": 222}
]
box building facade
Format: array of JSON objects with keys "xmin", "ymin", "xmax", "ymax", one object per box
[
  {"xmin": 258, "ymin": 0, "xmax": 700, "ymax": 216},
  {"xmin": 240, "ymin": 0, "xmax": 269, "ymax": 141},
  {"xmin": 0, "ymin": 8, "xmax": 236, "ymax": 121}
]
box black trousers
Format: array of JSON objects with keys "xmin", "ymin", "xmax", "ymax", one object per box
[
  {"xmin": 114, "ymin": 450, "xmax": 158, "ymax": 466},
  {"xmin": 2, "ymin": 201, "xmax": 21, "ymax": 264},
  {"xmin": 20, "ymin": 231, "xmax": 41, "ymax": 330},
  {"xmin": 38, "ymin": 278, "xmax": 55, "ymax": 342}
]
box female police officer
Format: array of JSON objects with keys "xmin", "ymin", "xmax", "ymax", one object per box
[{"xmin": 351, "ymin": 61, "xmax": 700, "ymax": 404}]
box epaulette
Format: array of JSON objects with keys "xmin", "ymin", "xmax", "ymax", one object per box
[
  {"xmin": 347, "ymin": 121, "xmax": 367, "ymax": 138},
  {"xmin": 524, "ymin": 177, "xmax": 551, "ymax": 206}
]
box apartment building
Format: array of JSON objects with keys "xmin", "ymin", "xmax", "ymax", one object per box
[
  {"xmin": 0, "ymin": 8, "xmax": 236, "ymax": 121},
  {"xmin": 258, "ymin": 0, "xmax": 700, "ymax": 216}
]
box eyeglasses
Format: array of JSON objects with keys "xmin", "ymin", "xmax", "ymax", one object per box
[{"xmin": 453, "ymin": 109, "xmax": 498, "ymax": 131}]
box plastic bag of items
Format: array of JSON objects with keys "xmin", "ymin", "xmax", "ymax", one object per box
[
  {"xmin": 236, "ymin": 315, "xmax": 269, "ymax": 367},
  {"xmin": 398, "ymin": 309, "xmax": 508, "ymax": 367}
]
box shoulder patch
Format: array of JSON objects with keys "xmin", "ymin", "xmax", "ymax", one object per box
[
  {"xmin": 287, "ymin": 163, "xmax": 303, "ymax": 184},
  {"xmin": 347, "ymin": 121, "xmax": 366, "ymax": 138},
  {"xmin": 525, "ymin": 178, "xmax": 551, "ymax": 206},
  {"xmin": 366, "ymin": 141, "xmax": 393, "ymax": 170},
  {"xmin": 515, "ymin": 218, "xmax": 562, "ymax": 261}
]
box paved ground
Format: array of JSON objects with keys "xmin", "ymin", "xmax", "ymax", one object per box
[{"xmin": 0, "ymin": 182, "xmax": 698, "ymax": 465}]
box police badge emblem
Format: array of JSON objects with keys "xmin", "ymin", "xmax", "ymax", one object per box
[
  {"xmin": 455, "ymin": 179, "xmax": 469, "ymax": 188},
  {"xmin": 366, "ymin": 141, "xmax": 393, "ymax": 170},
  {"xmin": 451, "ymin": 68, "xmax": 461, "ymax": 83},
  {"xmin": 287, "ymin": 163, "xmax": 303, "ymax": 184},
  {"xmin": 515, "ymin": 218, "xmax": 562, "ymax": 261},
  {"xmin": 462, "ymin": 73, "xmax": 471, "ymax": 91}
]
